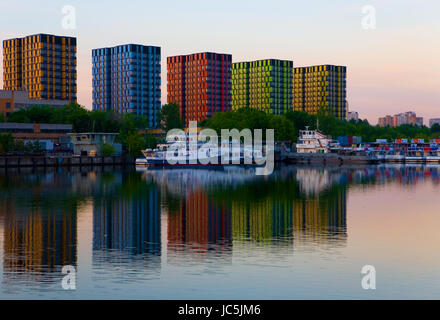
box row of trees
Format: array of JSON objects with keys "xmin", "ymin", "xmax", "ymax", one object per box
[
  {"xmin": 203, "ymin": 108, "xmax": 440, "ymax": 142},
  {"xmin": 2, "ymin": 102, "xmax": 439, "ymax": 156},
  {"xmin": 0, "ymin": 133, "xmax": 43, "ymax": 155}
]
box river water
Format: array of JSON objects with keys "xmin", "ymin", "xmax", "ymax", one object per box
[{"xmin": 0, "ymin": 164, "xmax": 439, "ymax": 299}]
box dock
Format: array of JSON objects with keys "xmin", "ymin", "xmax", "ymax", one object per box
[
  {"xmin": 0, "ymin": 155, "xmax": 135, "ymax": 169},
  {"xmin": 285, "ymin": 152, "xmax": 376, "ymax": 165}
]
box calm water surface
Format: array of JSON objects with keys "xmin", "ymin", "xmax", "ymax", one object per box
[{"xmin": 0, "ymin": 164, "xmax": 439, "ymax": 299}]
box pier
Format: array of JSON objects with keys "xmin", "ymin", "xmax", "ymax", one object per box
[
  {"xmin": 285, "ymin": 152, "xmax": 376, "ymax": 165},
  {"xmin": 0, "ymin": 155, "xmax": 135, "ymax": 169}
]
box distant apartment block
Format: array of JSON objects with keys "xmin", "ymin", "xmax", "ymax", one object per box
[
  {"xmin": 167, "ymin": 52, "xmax": 232, "ymax": 124},
  {"xmin": 92, "ymin": 44, "xmax": 161, "ymax": 128},
  {"xmin": 3, "ymin": 34, "xmax": 77, "ymax": 103},
  {"xmin": 232, "ymin": 59, "xmax": 293, "ymax": 115},
  {"xmin": 0, "ymin": 90, "xmax": 68, "ymax": 118},
  {"xmin": 378, "ymin": 115, "xmax": 393, "ymax": 127},
  {"xmin": 347, "ymin": 111, "xmax": 359, "ymax": 122},
  {"xmin": 293, "ymin": 65, "xmax": 347, "ymax": 120},
  {"xmin": 378, "ymin": 111, "xmax": 423, "ymax": 127},
  {"xmin": 429, "ymin": 118, "xmax": 440, "ymax": 128}
]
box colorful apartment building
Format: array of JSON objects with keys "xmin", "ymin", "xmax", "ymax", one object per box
[
  {"xmin": 232, "ymin": 59, "xmax": 293, "ymax": 114},
  {"xmin": 3, "ymin": 34, "xmax": 77, "ymax": 103},
  {"xmin": 167, "ymin": 52, "xmax": 232, "ymax": 124},
  {"xmin": 92, "ymin": 44, "xmax": 161, "ymax": 128},
  {"xmin": 293, "ymin": 65, "xmax": 347, "ymax": 120}
]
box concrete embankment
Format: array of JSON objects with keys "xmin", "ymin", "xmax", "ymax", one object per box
[
  {"xmin": 0, "ymin": 156, "xmax": 135, "ymax": 168},
  {"xmin": 285, "ymin": 152, "xmax": 375, "ymax": 165}
]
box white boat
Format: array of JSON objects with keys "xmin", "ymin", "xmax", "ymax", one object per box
[
  {"xmin": 295, "ymin": 127, "xmax": 332, "ymax": 154},
  {"xmin": 137, "ymin": 140, "xmax": 267, "ymax": 168}
]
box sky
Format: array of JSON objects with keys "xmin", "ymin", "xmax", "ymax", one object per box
[{"xmin": 0, "ymin": 0, "xmax": 439, "ymax": 125}]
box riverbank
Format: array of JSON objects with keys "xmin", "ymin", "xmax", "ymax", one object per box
[
  {"xmin": 0, "ymin": 155, "xmax": 135, "ymax": 168},
  {"xmin": 284, "ymin": 152, "xmax": 376, "ymax": 165}
]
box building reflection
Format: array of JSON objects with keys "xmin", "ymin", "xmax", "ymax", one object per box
[
  {"xmin": 93, "ymin": 188, "xmax": 161, "ymax": 254},
  {"xmin": 161, "ymin": 167, "xmax": 348, "ymax": 259},
  {"xmin": 292, "ymin": 189, "xmax": 347, "ymax": 249},
  {"xmin": 0, "ymin": 174, "xmax": 77, "ymax": 285},
  {"xmin": 231, "ymin": 200, "xmax": 294, "ymax": 243},
  {"xmin": 92, "ymin": 182, "xmax": 162, "ymax": 278},
  {"xmin": 167, "ymin": 190, "xmax": 233, "ymax": 262},
  {"xmin": 231, "ymin": 190, "xmax": 347, "ymax": 248}
]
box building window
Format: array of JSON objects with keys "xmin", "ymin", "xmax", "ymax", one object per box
[{"xmin": 6, "ymin": 102, "xmax": 11, "ymax": 109}]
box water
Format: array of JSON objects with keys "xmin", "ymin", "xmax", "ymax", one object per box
[{"xmin": 0, "ymin": 164, "xmax": 439, "ymax": 299}]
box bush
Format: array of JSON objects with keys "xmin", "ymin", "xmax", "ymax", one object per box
[
  {"xmin": 100, "ymin": 143, "xmax": 117, "ymax": 157},
  {"xmin": 0, "ymin": 133, "xmax": 14, "ymax": 155}
]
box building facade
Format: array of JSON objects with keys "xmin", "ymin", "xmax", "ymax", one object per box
[
  {"xmin": 0, "ymin": 122, "xmax": 72, "ymax": 152},
  {"xmin": 0, "ymin": 90, "xmax": 68, "ymax": 118},
  {"xmin": 167, "ymin": 52, "xmax": 232, "ymax": 124},
  {"xmin": 378, "ymin": 111, "xmax": 423, "ymax": 127},
  {"xmin": 293, "ymin": 65, "xmax": 347, "ymax": 120},
  {"xmin": 92, "ymin": 44, "xmax": 161, "ymax": 128},
  {"xmin": 67, "ymin": 133, "xmax": 122, "ymax": 156},
  {"xmin": 3, "ymin": 34, "xmax": 77, "ymax": 103},
  {"xmin": 378, "ymin": 115, "xmax": 393, "ymax": 127},
  {"xmin": 232, "ymin": 59, "xmax": 293, "ymax": 114}
]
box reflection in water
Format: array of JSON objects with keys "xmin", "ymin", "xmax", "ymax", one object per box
[
  {"xmin": 148, "ymin": 167, "xmax": 347, "ymax": 253},
  {"xmin": 93, "ymin": 187, "xmax": 161, "ymax": 255},
  {"xmin": 167, "ymin": 190, "xmax": 233, "ymax": 263},
  {"xmin": 0, "ymin": 173, "xmax": 77, "ymax": 290},
  {"xmin": 2, "ymin": 207, "xmax": 76, "ymax": 283},
  {"xmin": 0, "ymin": 165, "xmax": 439, "ymax": 298},
  {"xmin": 92, "ymin": 181, "xmax": 161, "ymax": 281}
]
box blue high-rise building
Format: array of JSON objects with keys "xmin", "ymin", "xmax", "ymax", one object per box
[{"xmin": 92, "ymin": 44, "xmax": 161, "ymax": 128}]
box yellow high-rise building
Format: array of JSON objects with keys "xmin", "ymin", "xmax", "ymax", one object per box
[
  {"xmin": 3, "ymin": 34, "xmax": 77, "ymax": 103},
  {"xmin": 293, "ymin": 65, "xmax": 347, "ymax": 120}
]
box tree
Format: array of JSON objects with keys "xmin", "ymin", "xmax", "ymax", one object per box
[
  {"xmin": 158, "ymin": 103, "xmax": 184, "ymax": 131},
  {"xmin": 431, "ymin": 123, "xmax": 440, "ymax": 134},
  {"xmin": 126, "ymin": 132, "xmax": 146, "ymax": 157},
  {"xmin": 268, "ymin": 115, "xmax": 296, "ymax": 141},
  {"xmin": 0, "ymin": 133, "xmax": 14, "ymax": 155},
  {"xmin": 284, "ymin": 110, "xmax": 316, "ymax": 131},
  {"xmin": 100, "ymin": 143, "xmax": 117, "ymax": 157},
  {"xmin": 144, "ymin": 134, "xmax": 158, "ymax": 149}
]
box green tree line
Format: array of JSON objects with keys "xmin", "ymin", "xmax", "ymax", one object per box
[
  {"xmin": 203, "ymin": 108, "xmax": 440, "ymax": 142},
  {"xmin": 2, "ymin": 103, "xmax": 439, "ymax": 156}
]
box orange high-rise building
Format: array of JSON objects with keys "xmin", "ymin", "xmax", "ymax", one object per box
[{"xmin": 3, "ymin": 34, "xmax": 77, "ymax": 103}]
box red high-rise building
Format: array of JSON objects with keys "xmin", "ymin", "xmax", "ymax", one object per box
[{"xmin": 167, "ymin": 52, "xmax": 232, "ymax": 124}]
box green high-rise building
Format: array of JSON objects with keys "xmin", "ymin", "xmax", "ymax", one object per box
[{"xmin": 232, "ymin": 59, "xmax": 293, "ymax": 114}]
